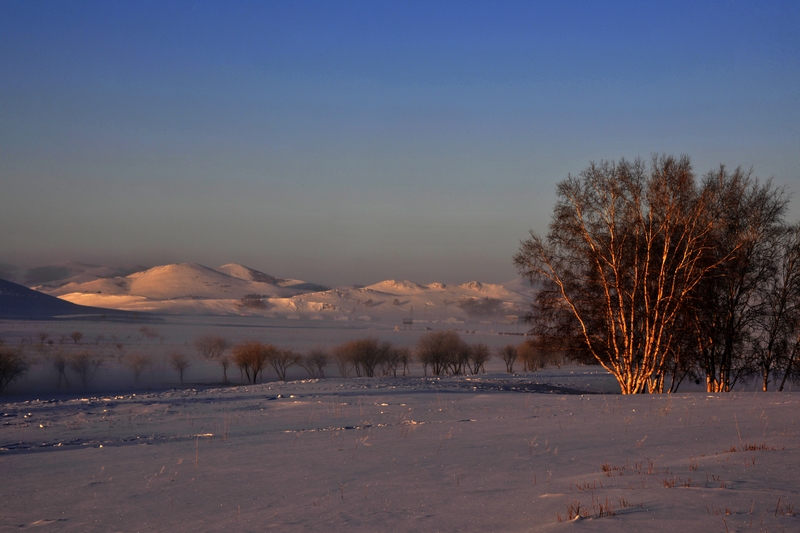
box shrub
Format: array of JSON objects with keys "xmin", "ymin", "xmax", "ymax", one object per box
[
  {"xmin": 69, "ymin": 351, "xmax": 104, "ymax": 388},
  {"xmin": 468, "ymin": 343, "xmax": 491, "ymax": 374},
  {"xmin": 193, "ymin": 335, "xmax": 230, "ymax": 359},
  {"xmin": 333, "ymin": 338, "xmax": 391, "ymax": 378},
  {"xmin": 50, "ymin": 350, "xmax": 70, "ymax": 389},
  {"xmin": 498, "ymin": 344, "xmax": 518, "ymax": 373},
  {"xmin": 300, "ymin": 348, "xmax": 329, "ymax": 378},
  {"xmin": 231, "ymin": 341, "xmax": 274, "ymax": 384},
  {"xmin": 0, "ymin": 346, "xmax": 29, "ymax": 394},
  {"xmin": 125, "ymin": 353, "xmax": 154, "ymax": 384},
  {"xmin": 168, "ymin": 351, "xmax": 191, "ymax": 384},
  {"xmin": 416, "ymin": 331, "xmax": 468, "ymax": 376},
  {"xmin": 396, "ymin": 347, "xmax": 412, "ymax": 376},
  {"xmin": 518, "ymin": 341, "xmax": 544, "ymax": 372},
  {"xmin": 138, "ymin": 326, "xmax": 162, "ymax": 344},
  {"xmin": 271, "ymin": 349, "xmax": 300, "ymax": 381},
  {"xmin": 332, "ymin": 345, "xmax": 351, "ymax": 377}
]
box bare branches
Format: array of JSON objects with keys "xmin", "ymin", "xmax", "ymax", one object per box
[
  {"xmin": 0, "ymin": 347, "xmax": 29, "ymax": 394},
  {"xmin": 69, "ymin": 352, "xmax": 103, "ymax": 388},
  {"xmin": 270, "ymin": 349, "xmax": 300, "ymax": 382},
  {"xmin": 498, "ymin": 344, "xmax": 517, "ymax": 374},
  {"xmin": 168, "ymin": 352, "xmax": 191, "ymax": 384},
  {"xmin": 416, "ymin": 331, "xmax": 468, "ymax": 376},
  {"xmin": 515, "ymin": 156, "xmax": 718, "ymax": 393},
  {"xmin": 193, "ymin": 335, "xmax": 230, "ymax": 360},
  {"xmin": 300, "ymin": 348, "xmax": 329, "ymax": 379},
  {"xmin": 125, "ymin": 353, "xmax": 153, "ymax": 385},
  {"xmin": 231, "ymin": 341, "xmax": 274, "ymax": 384}
]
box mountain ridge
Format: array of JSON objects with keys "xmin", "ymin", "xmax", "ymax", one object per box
[{"xmin": 32, "ymin": 262, "xmax": 532, "ymax": 321}]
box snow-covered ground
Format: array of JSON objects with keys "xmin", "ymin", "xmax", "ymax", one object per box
[
  {"xmin": 2, "ymin": 366, "xmax": 799, "ymax": 531},
  {"xmin": 2, "ymin": 313, "xmax": 799, "ymax": 532}
]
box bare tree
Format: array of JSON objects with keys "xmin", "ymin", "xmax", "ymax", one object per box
[
  {"xmin": 231, "ymin": 341, "xmax": 273, "ymax": 384},
  {"xmin": 270, "ymin": 349, "xmax": 300, "ymax": 382},
  {"xmin": 396, "ymin": 347, "xmax": 412, "ymax": 376},
  {"xmin": 51, "ymin": 351, "xmax": 70, "ymax": 389},
  {"xmin": 518, "ymin": 341, "xmax": 539, "ymax": 372},
  {"xmin": 70, "ymin": 331, "xmax": 83, "ymax": 345},
  {"xmin": 138, "ymin": 326, "xmax": 162, "ymax": 344},
  {"xmin": 169, "ymin": 351, "xmax": 191, "ymax": 384},
  {"xmin": 0, "ymin": 346, "xmax": 29, "ymax": 394},
  {"xmin": 378, "ymin": 342, "xmax": 400, "ymax": 378},
  {"xmin": 37, "ymin": 332, "xmax": 49, "ymax": 346},
  {"xmin": 220, "ymin": 356, "xmax": 232, "ymax": 384},
  {"xmin": 333, "ymin": 338, "xmax": 390, "ymax": 378},
  {"xmin": 193, "ymin": 335, "xmax": 231, "ymax": 383},
  {"xmin": 416, "ymin": 331, "xmax": 466, "ymax": 376},
  {"xmin": 69, "ymin": 351, "xmax": 104, "ymax": 388},
  {"xmin": 515, "ymin": 156, "xmax": 719, "ymax": 394},
  {"xmin": 193, "ymin": 335, "xmax": 230, "ymax": 359},
  {"xmin": 300, "ymin": 348, "xmax": 329, "ymax": 378},
  {"xmin": 111, "ymin": 336, "xmax": 126, "ymax": 359},
  {"xmin": 689, "ymin": 168, "xmax": 790, "ymax": 392},
  {"xmin": 331, "ymin": 344, "xmax": 351, "ymax": 377},
  {"xmin": 778, "ymin": 337, "xmax": 800, "ymax": 391},
  {"xmin": 517, "ymin": 341, "xmax": 563, "ymax": 372},
  {"xmin": 498, "ymin": 344, "xmax": 518, "ymax": 374},
  {"xmin": 467, "ymin": 343, "xmax": 491, "ymax": 374},
  {"xmin": 125, "ymin": 353, "xmax": 153, "ymax": 385},
  {"xmin": 754, "ymin": 224, "xmax": 800, "ymax": 390}
]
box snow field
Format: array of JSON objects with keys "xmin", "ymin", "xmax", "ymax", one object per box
[{"xmin": 2, "ymin": 375, "xmax": 798, "ymax": 532}]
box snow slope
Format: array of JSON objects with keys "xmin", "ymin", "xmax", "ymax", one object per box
[{"xmin": 40, "ymin": 263, "xmax": 333, "ymax": 315}]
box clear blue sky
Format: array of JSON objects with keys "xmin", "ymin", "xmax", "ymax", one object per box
[{"xmin": 2, "ymin": 0, "xmax": 798, "ymax": 286}]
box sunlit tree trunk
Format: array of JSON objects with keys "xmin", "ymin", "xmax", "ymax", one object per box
[{"xmin": 516, "ymin": 156, "xmax": 718, "ymax": 394}]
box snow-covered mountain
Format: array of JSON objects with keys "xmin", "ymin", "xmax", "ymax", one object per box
[
  {"xmin": 34, "ymin": 263, "xmax": 532, "ymax": 321},
  {"xmin": 216, "ymin": 263, "xmax": 282, "ymax": 285},
  {"xmin": 35, "ymin": 263, "xmax": 323, "ymax": 313}
]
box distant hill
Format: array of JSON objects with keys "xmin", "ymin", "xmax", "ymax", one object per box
[
  {"xmin": 0, "ymin": 278, "xmax": 137, "ymax": 319},
  {"xmin": 41, "ymin": 263, "xmax": 327, "ymax": 300},
  {"xmin": 26, "ymin": 262, "xmax": 532, "ymax": 321},
  {"xmin": 217, "ymin": 263, "xmax": 282, "ymax": 284}
]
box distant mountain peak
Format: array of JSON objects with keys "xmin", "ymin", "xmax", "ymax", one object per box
[
  {"xmin": 217, "ymin": 264, "xmax": 282, "ymax": 285},
  {"xmin": 458, "ymin": 281, "xmax": 484, "ymax": 291},
  {"xmin": 365, "ymin": 280, "xmax": 426, "ymax": 294},
  {"xmin": 128, "ymin": 263, "xmax": 217, "ymax": 277}
]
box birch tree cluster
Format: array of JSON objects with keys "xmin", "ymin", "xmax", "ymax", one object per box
[{"xmin": 514, "ymin": 155, "xmax": 800, "ymax": 393}]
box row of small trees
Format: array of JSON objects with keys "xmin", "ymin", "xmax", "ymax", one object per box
[
  {"xmin": 0, "ymin": 338, "xmax": 164, "ymax": 393},
  {"xmin": 193, "ymin": 331, "xmax": 561, "ymax": 384},
  {"xmin": 0, "ymin": 330, "xmax": 564, "ymax": 393},
  {"xmin": 515, "ymin": 155, "xmax": 800, "ymax": 393}
]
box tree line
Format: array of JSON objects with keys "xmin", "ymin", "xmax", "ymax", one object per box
[
  {"xmin": 195, "ymin": 331, "xmax": 557, "ymax": 384},
  {"xmin": 514, "ymin": 155, "xmax": 800, "ymax": 393},
  {"xmin": 0, "ymin": 329, "xmax": 564, "ymax": 393}
]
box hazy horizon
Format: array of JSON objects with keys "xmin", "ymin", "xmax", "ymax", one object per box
[{"xmin": 2, "ymin": 1, "xmax": 798, "ymax": 286}]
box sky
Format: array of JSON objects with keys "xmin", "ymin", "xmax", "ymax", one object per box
[{"xmin": 1, "ymin": 1, "xmax": 799, "ymax": 287}]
